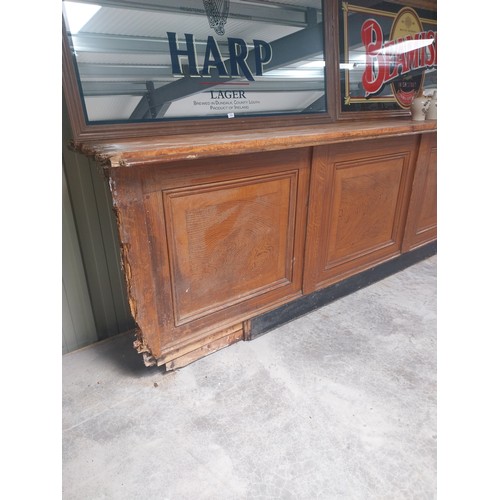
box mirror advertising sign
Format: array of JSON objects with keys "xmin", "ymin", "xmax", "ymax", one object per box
[
  {"xmin": 339, "ymin": 1, "xmax": 437, "ymax": 113},
  {"xmin": 62, "ymin": 0, "xmax": 327, "ymax": 124}
]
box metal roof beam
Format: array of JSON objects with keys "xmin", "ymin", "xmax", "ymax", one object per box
[
  {"xmin": 67, "ymin": 0, "xmax": 312, "ymax": 28},
  {"xmin": 81, "ymin": 78, "xmax": 325, "ymax": 96}
]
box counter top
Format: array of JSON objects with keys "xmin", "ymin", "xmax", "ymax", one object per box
[{"xmin": 70, "ymin": 119, "xmax": 437, "ymax": 168}]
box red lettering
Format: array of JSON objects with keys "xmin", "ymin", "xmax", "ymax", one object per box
[
  {"xmin": 425, "ymin": 31, "xmax": 436, "ymax": 67},
  {"xmin": 404, "ymin": 35, "xmax": 421, "ymax": 73},
  {"xmin": 384, "ymin": 40, "xmax": 399, "ymax": 81},
  {"xmin": 361, "ymin": 19, "xmax": 386, "ymax": 96},
  {"xmin": 360, "ymin": 23, "xmax": 437, "ymax": 96},
  {"xmin": 433, "ymin": 33, "xmax": 437, "ymax": 65}
]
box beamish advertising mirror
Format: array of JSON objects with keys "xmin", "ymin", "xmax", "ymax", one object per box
[{"xmin": 338, "ymin": 0, "xmax": 437, "ymax": 115}]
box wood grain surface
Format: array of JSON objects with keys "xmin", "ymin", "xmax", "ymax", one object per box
[
  {"xmin": 402, "ymin": 133, "xmax": 437, "ymax": 251},
  {"xmin": 104, "ymin": 131, "xmax": 436, "ymax": 369},
  {"xmin": 71, "ymin": 119, "xmax": 436, "ymax": 168},
  {"xmin": 304, "ymin": 135, "xmax": 419, "ymax": 292}
]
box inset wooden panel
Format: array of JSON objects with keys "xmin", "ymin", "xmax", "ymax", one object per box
[
  {"xmin": 403, "ymin": 133, "xmax": 437, "ymax": 251},
  {"xmin": 304, "ymin": 136, "xmax": 418, "ymax": 292},
  {"xmin": 326, "ymin": 157, "xmax": 404, "ymax": 265},
  {"xmin": 163, "ymin": 172, "xmax": 297, "ymax": 325}
]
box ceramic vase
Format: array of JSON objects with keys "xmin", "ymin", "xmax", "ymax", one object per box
[
  {"xmin": 410, "ymin": 95, "xmax": 430, "ymax": 121},
  {"xmin": 426, "ymin": 91, "xmax": 437, "ymax": 120}
]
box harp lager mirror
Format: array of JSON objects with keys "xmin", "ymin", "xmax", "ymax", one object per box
[{"xmin": 62, "ymin": 0, "xmax": 328, "ymax": 128}]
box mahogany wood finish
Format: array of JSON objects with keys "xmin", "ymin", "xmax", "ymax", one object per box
[
  {"xmin": 304, "ymin": 136, "xmax": 419, "ymax": 292},
  {"xmin": 402, "ymin": 132, "xmax": 437, "ymax": 251},
  {"xmin": 72, "ymin": 121, "xmax": 436, "ymax": 369},
  {"xmin": 109, "ymin": 148, "xmax": 310, "ymax": 367},
  {"xmin": 90, "ymin": 125, "xmax": 438, "ymax": 369},
  {"xmin": 66, "ymin": 120, "xmax": 439, "ymax": 369}
]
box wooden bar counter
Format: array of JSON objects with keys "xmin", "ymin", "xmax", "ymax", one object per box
[{"xmin": 71, "ymin": 119, "xmax": 437, "ymax": 370}]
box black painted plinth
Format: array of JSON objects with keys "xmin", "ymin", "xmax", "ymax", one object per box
[{"xmin": 247, "ymin": 241, "xmax": 437, "ymax": 340}]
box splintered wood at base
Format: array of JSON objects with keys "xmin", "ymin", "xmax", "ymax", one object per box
[
  {"xmin": 164, "ymin": 329, "xmax": 244, "ymax": 371},
  {"xmin": 131, "ymin": 329, "xmax": 155, "ymax": 365},
  {"xmin": 131, "ymin": 323, "xmax": 244, "ymax": 369}
]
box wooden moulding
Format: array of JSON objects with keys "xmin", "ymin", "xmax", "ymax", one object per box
[
  {"xmin": 70, "ymin": 119, "xmax": 437, "ymax": 169},
  {"xmin": 133, "ymin": 324, "xmax": 244, "ymax": 370},
  {"xmin": 161, "ymin": 324, "xmax": 244, "ymax": 371}
]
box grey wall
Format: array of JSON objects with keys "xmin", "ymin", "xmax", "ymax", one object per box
[{"xmin": 62, "ymin": 97, "xmax": 135, "ymax": 354}]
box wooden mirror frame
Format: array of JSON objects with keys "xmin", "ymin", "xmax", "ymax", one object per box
[
  {"xmin": 62, "ymin": 0, "xmax": 435, "ymax": 142},
  {"xmin": 334, "ymin": 0, "xmax": 437, "ymax": 121},
  {"xmin": 62, "ymin": 0, "xmax": 339, "ymax": 142}
]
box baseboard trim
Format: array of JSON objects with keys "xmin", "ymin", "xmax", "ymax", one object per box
[{"xmin": 247, "ymin": 241, "xmax": 437, "ymax": 340}]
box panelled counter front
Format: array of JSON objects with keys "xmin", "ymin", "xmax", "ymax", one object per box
[
  {"xmin": 70, "ymin": 120, "xmax": 437, "ymax": 370},
  {"xmin": 63, "ymin": 0, "xmax": 437, "ymax": 369}
]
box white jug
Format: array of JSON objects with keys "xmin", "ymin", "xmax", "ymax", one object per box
[
  {"xmin": 426, "ymin": 91, "xmax": 437, "ymax": 120},
  {"xmin": 410, "ymin": 94, "xmax": 430, "ymax": 121}
]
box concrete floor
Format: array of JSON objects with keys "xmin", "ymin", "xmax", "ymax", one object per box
[{"xmin": 62, "ymin": 255, "xmax": 437, "ymax": 499}]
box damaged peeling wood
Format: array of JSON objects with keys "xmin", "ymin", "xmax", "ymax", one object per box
[
  {"xmin": 163, "ymin": 325, "xmax": 244, "ymax": 371},
  {"xmin": 133, "ymin": 335, "xmax": 157, "ymax": 367},
  {"xmin": 132, "ymin": 323, "xmax": 244, "ymax": 370},
  {"xmin": 157, "ymin": 323, "xmax": 244, "ymax": 366},
  {"xmin": 107, "ymin": 176, "xmax": 138, "ymax": 321}
]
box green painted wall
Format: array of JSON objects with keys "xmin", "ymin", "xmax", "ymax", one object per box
[{"xmin": 62, "ymin": 97, "xmax": 134, "ymax": 354}]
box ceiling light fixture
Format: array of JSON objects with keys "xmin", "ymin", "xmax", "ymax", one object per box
[{"xmin": 63, "ymin": 1, "xmax": 102, "ymax": 34}]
